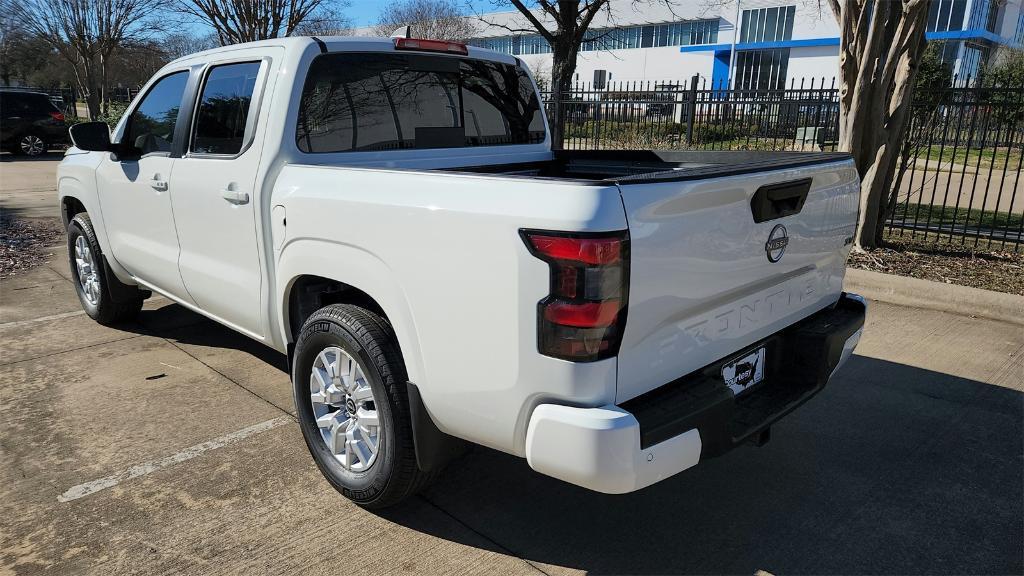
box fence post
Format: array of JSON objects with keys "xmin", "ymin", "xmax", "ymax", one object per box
[{"xmin": 685, "ymin": 74, "xmax": 699, "ymax": 146}]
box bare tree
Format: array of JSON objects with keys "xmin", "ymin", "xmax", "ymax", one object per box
[
  {"xmin": 373, "ymin": 0, "xmax": 478, "ymax": 41},
  {"xmin": 826, "ymin": 0, "xmax": 931, "ymax": 250},
  {"xmin": 162, "ymin": 32, "xmax": 220, "ymax": 60},
  {"xmin": 8, "ymin": 0, "xmax": 164, "ymax": 119},
  {"xmin": 173, "ymin": 0, "xmax": 350, "ymax": 45}
]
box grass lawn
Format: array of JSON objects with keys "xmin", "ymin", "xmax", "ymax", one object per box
[
  {"xmin": 890, "ymin": 202, "xmax": 1023, "ymax": 231},
  {"xmin": 913, "ymin": 145, "xmax": 1022, "ymax": 170}
]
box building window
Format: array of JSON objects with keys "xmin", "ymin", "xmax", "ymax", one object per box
[
  {"xmin": 468, "ymin": 19, "xmax": 719, "ymax": 56},
  {"xmin": 1016, "ymin": 13, "xmax": 1024, "ymax": 44},
  {"xmin": 734, "ymin": 48, "xmax": 791, "ymax": 91},
  {"xmin": 927, "ymin": 0, "xmax": 968, "ymax": 32},
  {"xmin": 960, "ymin": 44, "xmax": 984, "ymax": 81},
  {"xmin": 739, "ymin": 6, "xmax": 795, "ymax": 43},
  {"xmin": 583, "ymin": 19, "xmax": 720, "ymax": 51},
  {"xmin": 966, "ymin": 0, "xmax": 1001, "ymax": 33}
]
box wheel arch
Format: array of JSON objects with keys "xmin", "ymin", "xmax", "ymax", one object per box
[
  {"xmin": 57, "ymin": 166, "xmax": 135, "ymax": 286},
  {"xmin": 276, "ymin": 239, "xmax": 425, "ymax": 387}
]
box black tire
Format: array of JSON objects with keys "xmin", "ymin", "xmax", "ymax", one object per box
[
  {"xmin": 14, "ymin": 133, "xmax": 46, "ymax": 156},
  {"xmin": 67, "ymin": 212, "xmax": 144, "ymax": 324},
  {"xmin": 293, "ymin": 304, "xmax": 435, "ymax": 508}
]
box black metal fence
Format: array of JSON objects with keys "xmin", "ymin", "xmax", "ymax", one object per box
[
  {"xmin": 884, "ymin": 79, "xmax": 1023, "ymax": 250},
  {"xmin": 542, "ymin": 76, "xmax": 1023, "ymax": 250},
  {"xmin": 542, "ymin": 75, "xmax": 840, "ymax": 152}
]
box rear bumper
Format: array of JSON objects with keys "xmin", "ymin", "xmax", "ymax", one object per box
[{"xmin": 525, "ymin": 292, "xmax": 866, "ymax": 494}]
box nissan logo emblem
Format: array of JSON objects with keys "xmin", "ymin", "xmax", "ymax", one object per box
[{"xmin": 765, "ymin": 224, "xmax": 789, "ymax": 263}]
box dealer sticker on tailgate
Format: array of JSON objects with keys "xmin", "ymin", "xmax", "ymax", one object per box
[{"xmin": 722, "ymin": 346, "xmax": 766, "ymax": 396}]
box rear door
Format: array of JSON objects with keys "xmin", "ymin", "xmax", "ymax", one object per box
[
  {"xmin": 615, "ymin": 160, "xmax": 859, "ymax": 402},
  {"xmin": 170, "ymin": 52, "xmax": 277, "ymax": 337}
]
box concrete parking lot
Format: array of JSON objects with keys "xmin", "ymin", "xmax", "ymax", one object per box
[{"xmin": 2, "ymin": 156, "xmax": 1022, "ymax": 575}]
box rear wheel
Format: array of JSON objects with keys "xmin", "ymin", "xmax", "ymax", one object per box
[
  {"xmin": 292, "ymin": 304, "xmax": 435, "ymax": 508},
  {"xmin": 67, "ymin": 213, "xmax": 144, "ymax": 324}
]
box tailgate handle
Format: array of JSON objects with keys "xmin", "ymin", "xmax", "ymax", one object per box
[{"xmin": 751, "ymin": 178, "xmax": 812, "ymax": 223}]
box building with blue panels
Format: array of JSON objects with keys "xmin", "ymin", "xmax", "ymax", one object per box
[{"xmin": 456, "ymin": 0, "xmax": 1021, "ymax": 88}]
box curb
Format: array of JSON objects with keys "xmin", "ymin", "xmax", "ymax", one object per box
[{"xmin": 843, "ymin": 268, "xmax": 1024, "ymax": 326}]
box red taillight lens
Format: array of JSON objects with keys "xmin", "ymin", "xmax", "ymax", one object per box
[
  {"xmin": 50, "ymin": 111, "xmax": 65, "ymax": 122},
  {"xmin": 522, "ymin": 229, "xmax": 629, "ymax": 362},
  {"xmin": 525, "ymin": 235, "xmax": 621, "ymax": 265},
  {"xmin": 394, "ymin": 37, "xmax": 469, "ymax": 55}
]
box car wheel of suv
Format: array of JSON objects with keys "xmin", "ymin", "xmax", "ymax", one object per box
[
  {"xmin": 67, "ymin": 212, "xmax": 144, "ymax": 324},
  {"xmin": 17, "ymin": 134, "xmax": 46, "ymax": 156},
  {"xmin": 293, "ymin": 304, "xmax": 435, "ymax": 508}
]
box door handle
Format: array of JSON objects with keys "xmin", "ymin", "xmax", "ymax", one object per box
[
  {"xmin": 150, "ymin": 175, "xmax": 168, "ymax": 191},
  {"xmin": 221, "ymin": 188, "xmax": 250, "ymax": 205}
]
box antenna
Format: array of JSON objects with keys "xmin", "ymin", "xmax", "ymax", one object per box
[{"xmin": 390, "ymin": 26, "xmax": 411, "ymax": 39}]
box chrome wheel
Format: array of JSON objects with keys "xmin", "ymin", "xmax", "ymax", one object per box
[
  {"xmin": 74, "ymin": 235, "xmax": 101, "ymax": 305},
  {"xmin": 310, "ymin": 346, "xmax": 380, "ymax": 472},
  {"xmin": 19, "ymin": 135, "xmax": 45, "ymax": 156}
]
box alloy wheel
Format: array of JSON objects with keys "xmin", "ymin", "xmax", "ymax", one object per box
[
  {"xmin": 74, "ymin": 235, "xmax": 101, "ymax": 305},
  {"xmin": 309, "ymin": 346, "xmax": 381, "ymax": 472},
  {"xmin": 19, "ymin": 135, "xmax": 45, "ymax": 156}
]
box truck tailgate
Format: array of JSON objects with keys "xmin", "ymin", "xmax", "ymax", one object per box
[{"xmin": 615, "ymin": 159, "xmax": 859, "ymax": 403}]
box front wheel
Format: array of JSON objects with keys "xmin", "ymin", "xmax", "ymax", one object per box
[
  {"xmin": 67, "ymin": 213, "xmax": 144, "ymax": 324},
  {"xmin": 292, "ymin": 304, "xmax": 435, "ymax": 508},
  {"xmin": 16, "ymin": 134, "xmax": 47, "ymax": 156}
]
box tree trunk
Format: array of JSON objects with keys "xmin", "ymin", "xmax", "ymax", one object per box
[
  {"xmin": 81, "ymin": 58, "xmax": 102, "ymax": 120},
  {"xmin": 835, "ymin": 1, "xmax": 930, "ymax": 250},
  {"xmin": 549, "ymin": 42, "xmax": 578, "ymax": 150},
  {"xmin": 100, "ymin": 53, "xmax": 109, "ymax": 116}
]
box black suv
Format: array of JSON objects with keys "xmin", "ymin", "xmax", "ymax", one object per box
[{"xmin": 1, "ymin": 90, "xmax": 69, "ymax": 156}]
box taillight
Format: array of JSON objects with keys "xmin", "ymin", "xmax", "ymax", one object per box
[
  {"xmin": 50, "ymin": 111, "xmax": 65, "ymax": 122},
  {"xmin": 393, "ymin": 37, "xmax": 469, "ymax": 55},
  {"xmin": 521, "ymin": 229, "xmax": 629, "ymax": 362}
]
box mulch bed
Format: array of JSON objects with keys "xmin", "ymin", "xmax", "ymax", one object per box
[
  {"xmin": 0, "ymin": 214, "xmax": 64, "ymax": 279},
  {"xmin": 848, "ymin": 233, "xmax": 1024, "ymax": 296}
]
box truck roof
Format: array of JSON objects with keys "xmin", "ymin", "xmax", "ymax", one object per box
[{"xmin": 167, "ymin": 35, "xmax": 517, "ymax": 68}]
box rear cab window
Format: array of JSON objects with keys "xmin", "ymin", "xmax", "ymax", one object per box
[{"xmin": 296, "ymin": 52, "xmax": 545, "ymax": 153}]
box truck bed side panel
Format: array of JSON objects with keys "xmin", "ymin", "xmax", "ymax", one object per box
[{"xmin": 272, "ymin": 165, "xmax": 626, "ymax": 456}]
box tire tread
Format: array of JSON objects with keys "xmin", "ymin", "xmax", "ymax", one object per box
[{"xmin": 299, "ymin": 304, "xmax": 438, "ymax": 508}]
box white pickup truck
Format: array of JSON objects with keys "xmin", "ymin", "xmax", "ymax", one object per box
[{"xmin": 59, "ymin": 35, "xmax": 865, "ymax": 508}]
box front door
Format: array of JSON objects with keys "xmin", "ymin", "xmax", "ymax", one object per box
[
  {"xmin": 170, "ymin": 56, "xmax": 274, "ymax": 337},
  {"xmin": 96, "ymin": 70, "xmax": 194, "ymax": 303}
]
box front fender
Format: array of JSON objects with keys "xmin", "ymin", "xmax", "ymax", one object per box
[{"xmin": 57, "ymin": 151, "xmax": 133, "ymax": 285}]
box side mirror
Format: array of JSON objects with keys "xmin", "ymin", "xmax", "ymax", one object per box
[{"xmin": 69, "ymin": 121, "xmax": 111, "ymax": 152}]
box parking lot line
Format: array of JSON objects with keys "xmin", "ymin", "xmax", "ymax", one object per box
[
  {"xmin": 57, "ymin": 415, "xmax": 293, "ymax": 502},
  {"xmin": 0, "ymin": 309, "xmax": 85, "ymax": 328}
]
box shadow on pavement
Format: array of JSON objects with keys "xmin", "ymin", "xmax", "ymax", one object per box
[
  {"xmin": 130, "ymin": 302, "xmax": 289, "ymax": 373},
  {"xmin": 386, "ymin": 356, "xmax": 1023, "ymax": 575},
  {"xmin": 117, "ymin": 305, "xmax": 1024, "ymax": 575}
]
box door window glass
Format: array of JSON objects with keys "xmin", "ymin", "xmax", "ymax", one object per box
[
  {"xmin": 125, "ymin": 71, "xmax": 189, "ymax": 155},
  {"xmin": 191, "ymin": 62, "xmax": 261, "ymax": 155}
]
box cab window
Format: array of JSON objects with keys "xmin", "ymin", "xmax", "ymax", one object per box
[
  {"xmin": 191, "ymin": 62, "xmax": 261, "ymax": 155},
  {"xmin": 125, "ymin": 71, "xmax": 189, "ymax": 156}
]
